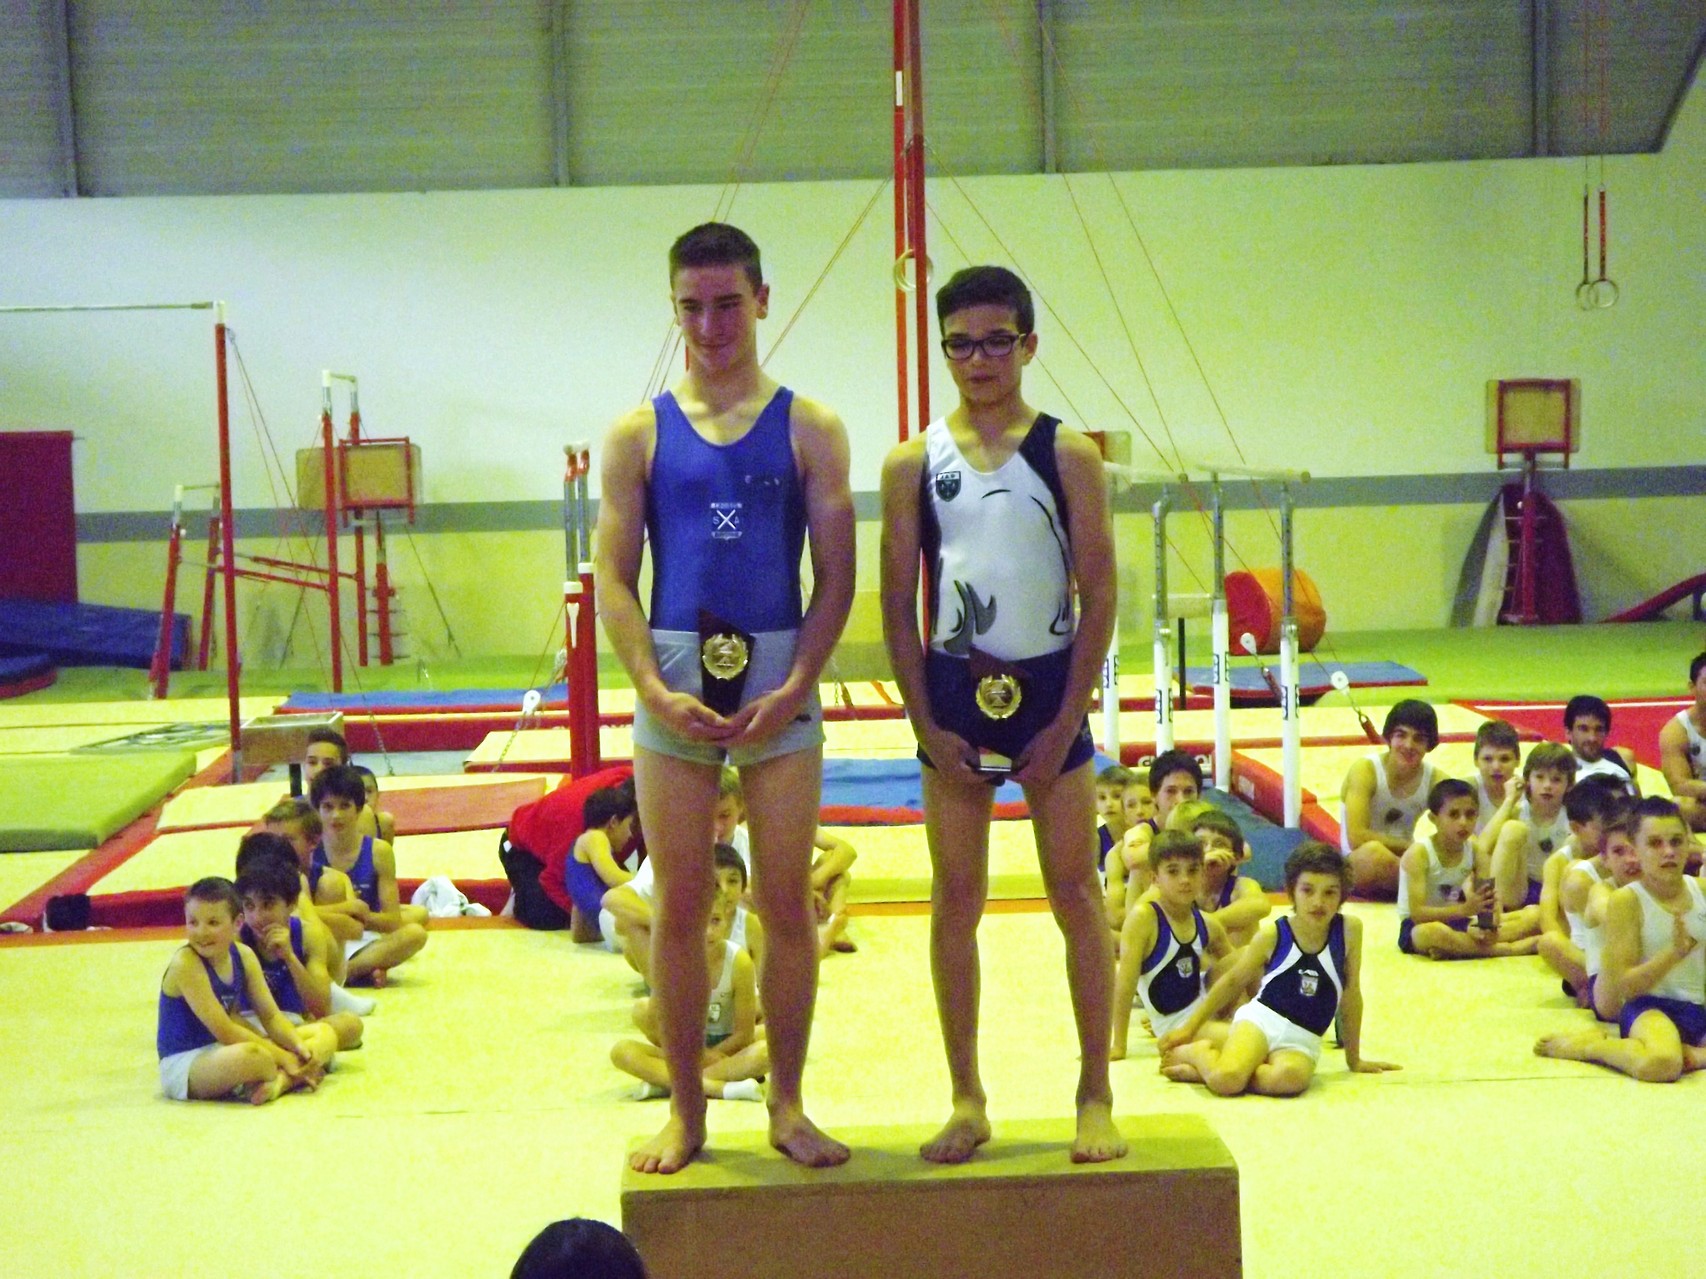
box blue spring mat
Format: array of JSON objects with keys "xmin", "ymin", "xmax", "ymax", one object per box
[
  {"xmin": 282, "ymin": 685, "xmax": 569, "ymax": 711},
  {"xmin": 1184, "ymin": 659, "xmax": 1423, "ymax": 695},
  {"xmin": 0, "ymin": 597, "xmax": 187, "ymax": 669}
]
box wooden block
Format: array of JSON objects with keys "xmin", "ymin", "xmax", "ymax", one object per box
[
  {"xmin": 238, "ymin": 711, "xmax": 343, "ymax": 770},
  {"xmin": 621, "ymin": 1113, "xmax": 1239, "ymax": 1279}
]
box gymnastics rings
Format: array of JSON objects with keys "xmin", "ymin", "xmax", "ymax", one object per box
[
  {"xmin": 892, "ymin": 250, "xmax": 934, "ymax": 293},
  {"xmin": 1576, "ymin": 277, "xmax": 1619, "ymax": 310}
]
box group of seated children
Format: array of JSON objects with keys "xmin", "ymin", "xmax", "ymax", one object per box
[
  {"xmin": 1098, "ymin": 756, "xmax": 1394, "ymax": 1096},
  {"xmin": 156, "ymin": 728, "xmax": 431, "ymax": 1103}
]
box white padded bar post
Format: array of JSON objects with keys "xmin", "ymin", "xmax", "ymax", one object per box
[
  {"xmin": 1211, "ymin": 480, "xmax": 1231, "ymax": 791},
  {"xmin": 1280, "ymin": 488, "xmax": 1301, "ymax": 827},
  {"xmin": 1151, "ymin": 486, "xmax": 1173, "ymax": 753}
]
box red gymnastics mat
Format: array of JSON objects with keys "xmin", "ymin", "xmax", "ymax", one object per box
[{"xmin": 1458, "ymin": 697, "xmax": 1687, "ymax": 770}]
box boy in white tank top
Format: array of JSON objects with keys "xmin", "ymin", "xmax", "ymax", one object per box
[
  {"xmin": 1536, "ymin": 799, "xmax": 1706, "ymax": 1080},
  {"xmin": 1490, "ymin": 742, "xmax": 1575, "ymax": 919},
  {"xmin": 1397, "ymin": 779, "xmax": 1534, "ymax": 959},
  {"xmin": 1657, "ymin": 652, "xmax": 1706, "ymax": 832},
  {"xmin": 1339, "ymin": 699, "xmax": 1440, "ymax": 899},
  {"xmin": 1537, "ymin": 779, "xmax": 1628, "ymax": 1000}
]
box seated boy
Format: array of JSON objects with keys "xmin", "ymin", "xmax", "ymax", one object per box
[
  {"xmin": 1564, "ymin": 695, "xmax": 1639, "ymax": 795},
  {"xmin": 1339, "ymin": 699, "xmax": 1440, "ymax": 898},
  {"xmin": 506, "ymin": 765, "xmax": 639, "ymax": 934},
  {"xmin": 303, "ymin": 726, "xmax": 348, "ymax": 790},
  {"xmin": 610, "ymin": 897, "xmax": 768, "ymax": 1102},
  {"xmin": 1657, "ymin": 653, "xmax": 1706, "ymax": 832},
  {"xmin": 260, "ymin": 800, "xmax": 376, "ymax": 1016},
  {"xmin": 1536, "ymin": 798, "xmax": 1706, "ymax": 1080},
  {"xmin": 1490, "ymin": 742, "xmax": 1576, "ymax": 914},
  {"xmin": 1469, "ymin": 719, "xmax": 1523, "ymax": 850},
  {"xmin": 1540, "ymin": 785, "xmax": 1635, "ymax": 1008},
  {"xmin": 1112, "ymin": 751, "xmax": 1203, "ymax": 921},
  {"xmin": 1111, "ymin": 831, "xmax": 1234, "ymax": 1060},
  {"xmin": 234, "ymin": 837, "xmax": 363, "ymax": 1051},
  {"xmin": 713, "ymin": 842, "xmax": 766, "ymax": 970},
  {"xmin": 1397, "ymin": 779, "xmax": 1533, "ymax": 959},
  {"xmin": 1180, "ymin": 805, "xmax": 1271, "ymax": 948},
  {"xmin": 1159, "ymin": 842, "xmax": 1400, "ymax": 1095},
  {"xmin": 310, "ymin": 765, "xmax": 428, "ymax": 985},
  {"xmin": 715, "ymin": 766, "xmax": 858, "ymax": 957},
  {"xmin": 1580, "ymin": 811, "xmax": 1644, "ymax": 1021},
  {"xmin": 351, "ymin": 764, "xmax": 398, "ymax": 844},
  {"xmin": 562, "ymin": 785, "xmax": 638, "ymax": 942},
  {"xmin": 1095, "ymin": 764, "xmax": 1136, "ymax": 875},
  {"xmin": 156, "ymin": 876, "xmax": 326, "ymax": 1104}
]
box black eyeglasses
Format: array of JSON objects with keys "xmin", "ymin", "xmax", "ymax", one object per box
[{"xmin": 940, "ymin": 331, "xmax": 1028, "ymax": 361}]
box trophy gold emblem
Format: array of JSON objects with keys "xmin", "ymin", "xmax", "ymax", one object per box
[
  {"xmin": 974, "ymin": 672, "xmax": 1022, "ymax": 720},
  {"xmin": 701, "ymin": 633, "xmax": 750, "ymax": 681}
]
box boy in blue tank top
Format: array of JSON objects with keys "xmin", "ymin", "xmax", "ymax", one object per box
[
  {"xmin": 310, "ymin": 766, "xmax": 428, "ymax": 986},
  {"xmin": 235, "ymin": 837, "xmax": 363, "ymax": 1052},
  {"xmin": 1160, "ymin": 843, "xmax": 1399, "ymax": 1096},
  {"xmin": 596, "ymin": 222, "xmax": 854, "ymax": 1174},
  {"xmin": 879, "ymin": 265, "xmax": 1124, "ymax": 1164},
  {"xmin": 156, "ymin": 877, "xmax": 319, "ymax": 1104}
]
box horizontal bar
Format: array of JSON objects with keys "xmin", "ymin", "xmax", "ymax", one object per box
[
  {"xmin": 0, "ymin": 301, "xmax": 217, "ymax": 314},
  {"xmin": 1181, "ymin": 461, "xmax": 1310, "ymax": 483}
]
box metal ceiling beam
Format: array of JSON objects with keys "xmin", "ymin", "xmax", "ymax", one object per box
[
  {"xmin": 50, "ymin": 0, "xmax": 80, "ymax": 196},
  {"xmin": 1038, "ymin": 0, "xmax": 1057, "ymax": 173},
  {"xmin": 1531, "ymin": 0, "xmax": 1552, "ymax": 156}
]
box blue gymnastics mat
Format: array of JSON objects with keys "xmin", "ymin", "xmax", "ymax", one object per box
[
  {"xmin": 1184, "ymin": 659, "xmax": 1423, "ymax": 697},
  {"xmin": 282, "ymin": 685, "xmax": 568, "ymax": 712},
  {"xmin": 0, "ymin": 598, "xmax": 187, "ymax": 669}
]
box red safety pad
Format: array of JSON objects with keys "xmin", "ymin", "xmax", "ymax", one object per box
[
  {"xmin": 383, "ymin": 778, "xmax": 548, "ymax": 836},
  {"xmin": 0, "ymin": 431, "xmax": 77, "ymax": 602}
]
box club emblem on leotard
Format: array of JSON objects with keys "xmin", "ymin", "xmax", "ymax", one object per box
[
  {"xmin": 975, "ymin": 673, "xmax": 1022, "ymax": 720},
  {"xmin": 701, "ymin": 634, "xmax": 750, "ymax": 681},
  {"xmin": 1384, "ymin": 807, "xmax": 1401, "ymax": 826},
  {"xmin": 1299, "ymin": 972, "xmax": 1319, "ymax": 998},
  {"xmin": 935, "ymin": 470, "xmax": 961, "ymax": 501},
  {"xmin": 1539, "ymin": 837, "xmax": 1554, "ymax": 854},
  {"xmin": 1176, "ymin": 956, "xmax": 1195, "ymax": 979},
  {"xmin": 709, "ymin": 502, "xmax": 743, "ymax": 541}
]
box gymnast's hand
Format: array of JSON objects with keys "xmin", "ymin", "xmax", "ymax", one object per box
[
  {"xmin": 1009, "ymin": 715, "xmax": 1077, "ymax": 789},
  {"xmin": 722, "ymin": 683, "xmax": 810, "ymax": 748},
  {"xmin": 643, "ymin": 687, "xmax": 736, "ymax": 741},
  {"xmin": 916, "ymin": 721, "xmax": 982, "ymax": 787},
  {"xmin": 259, "ymin": 924, "xmax": 293, "ymax": 963}
]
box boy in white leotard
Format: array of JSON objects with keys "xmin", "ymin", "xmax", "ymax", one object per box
[
  {"xmin": 612, "ymin": 900, "xmax": 768, "ymax": 1102},
  {"xmin": 1111, "ymin": 831, "xmax": 1234, "ymax": 1060},
  {"xmin": 1340, "ymin": 700, "xmax": 1439, "ymax": 899},
  {"xmin": 1398, "ymin": 779, "xmax": 1533, "ymax": 959},
  {"xmin": 1657, "ymin": 652, "xmax": 1706, "ymax": 832},
  {"xmin": 1160, "ymin": 842, "xmax": 1399, "ymax": 1096},
  {"xmin": 1537, "ymin": 779, "xmax": 1629, "ymax": 998},
  {"xmin": 1536, "ymin": 799, "xmax": 1706, "ymax": 1080},
  {"xmin": 1489, "ymin": 742, "xmax": 1575, "ymax": 917}
]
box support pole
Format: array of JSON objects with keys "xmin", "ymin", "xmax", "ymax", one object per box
[
  {"xmin": 318, "ymin": 393, "xmax": 343, "ymax": 693},
  {"xmin": 1211, "ymin": 479, "xmax": 1230, "ymax": 790},
  {"xmin": 374, "ymin": 516, "xmax": 394, "ymax": 666},
  {"xmin": 1280, "ymin": 486, "xmax": 1301, "ymax": 828},
  {"xmin": 1099, "ymin": 473, "xmax": 1120, "ymax": 755},
  {"xmin": 904, "ymin": 0, "xmax": 929, "ymax": 427},
  {"xmin": 215, "ymin": 308, "xmax": 242, "ymax": 780},
  {"xmin": 150, "ymin": 485, "xmax": 185, "ymax": 700},
  {"xmin": 1151, "ymin": 486, "xmax": 1173, "ymax": 754},
  {"xmin": 892, "ymin": 0, "xmax": 910, "ymax": 444}
]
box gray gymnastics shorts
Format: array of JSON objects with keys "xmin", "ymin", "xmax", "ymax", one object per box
[{"xmin": 631, "ymin": 627, "xmax": 824, "ymax": 768}]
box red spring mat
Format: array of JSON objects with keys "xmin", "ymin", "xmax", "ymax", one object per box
[
  {"xmin": 1458, "ymin": 698, "xmax": 1687, "ymax": 771},
  {"xmin": 382, "ymin": 777, "xmax": 547, "ymax": 836}
]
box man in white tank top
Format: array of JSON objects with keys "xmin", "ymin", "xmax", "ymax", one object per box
[
  {"xmin": 1657, "ymin": 653, "xmax": 1706, "ymax": 832},
  {"xmin": 1563, "ymin": 695, "xmax": 1639, "ymax": 796},
  {"xmin": 1339, "ymin": 699, "xmax": 1440, "ymax": 898},
  {"xmin": 1536, "ymin": 798, "xmax": 1706, "ymax": 1080},
  {"xmin": 880, "ymin": 265, "xmax": 1124, "ymax": 1166}
]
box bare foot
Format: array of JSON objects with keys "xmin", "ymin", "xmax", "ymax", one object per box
[
  {"xmin": 919, "ymin": 1101, "xmax": 991, "ymax": 1165},
  {"xmin": 247, "ymin": 1074, "xmax": 285, "ymax": 1106},
  {"xmin": 370, "ymin": 968, "xmax": 389, "ymax": 989},
  {"xmin": 770, "ymin": 1107, "xmax": 851, "ymax": 1168},
  {"xmin": 830, "ymin": 936, "xmax": 858, "ymax": 953},
  {"xmin": 1161, "ymin": 1062, "xmax": 1202, "ymax": 1083},
  {"xmin": 629, "ymin": 1112, "xmax": 706, "ymax": 1175},
  {"xmin": 1534, "ymin": 1031, "xmax": 1597, "ymax": 1061},
  {"xmin": 1071, "ymin": 1099, "xmax": 1126, "ymax": 1164}
]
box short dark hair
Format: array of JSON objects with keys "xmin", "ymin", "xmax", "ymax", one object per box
[
  {"xmin": 1690, "ymin": 652, "xmax": 1706, "ymax": 684},
  {"xmin": 1148, "ymin": 829, "xmax": 1205, "ymax": 873},
  {"xmin": 1284, "ymin": 841, "xmax": 1351, "ymax": 895},
  {"xmin": 264, "ymin": 797, "xmax": 321, "ymax": 837},
  {"xmin": 669, "ymin": 222, "xmax": 762, "ymax": 291},
  {"xmin": 1148, "ymin": 750, "xmax": 1204, "ymax": 796},
  {"xmin": 712, "ymin": 842, "xmax": 748, "ymax": 889},
  {"xmin": 1381, "ymin": 700, "xmax": 1439, "ymax": 751},
  {"xmin": 1427, "ymin": 777, "xmax": 1476, "ymax": 815},
  {"xmin": 510, "ymin": 1218, "xmax": 649, "ymax": 1279},
  {"xmin": 1564, "ymin": 776, "xmax": 1628, "ymax": 826},
  {"xmin": 1189, "ymin": 808, "xmax": 1245, "ymax": 857},
  {"xmin": 1563, "ymin": 695, "xmax": 1611, "ymax": 731},
  {"xmin": 936, "ymin": 265, "xmax": 1034, "ymax": 334},
  {"xmin": 1473, "ymin": 719, "xmax": 1520, "ymax": 754},
  {"xmin": 310, "ymin": 764, "xmax": 368, "ymax": 810},
  {"xmin": 305, "ymin": 726, "xmax": 348, "ymax": 762},
  {"xmin": 351, "ymin": 763, "xmax": 377, "ymax": 786},
  {"xmin": 1633, "ymin": 795, "xmax": 1685, "ymax": 833},
  {"xmin": 582, "ymin": 785, "xmax": 637, "ymax": 832},
  {"xmin": 1523, "ymin": 741, "xmax": 1577, "ymax": 782},
  {"xmin": 185, "ymin": 876, "xmax": 240, "ymax": 917},
  {"xmin": 234, "ymin": 841, "xmax": 301, "ymax": 905},
  {"xmin": 1097, "ymin": 764, "xmax": 1136, "ymax": 788}
]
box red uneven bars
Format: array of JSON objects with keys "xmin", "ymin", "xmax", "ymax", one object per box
[
  {"xmin": 892, "ymin": 0, "xmax": 910, "ymax": 443},
  {"xmin": 214, "ymin": 308, "xmax": 243, "ymax": 778},
  {"xmin": 905, "ymin": 0, "xmax": 930, "ymax": 429}
]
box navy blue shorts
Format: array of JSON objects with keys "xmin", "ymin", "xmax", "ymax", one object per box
[
  {"xmin": 1523, "ymin": 878, "xmax": 1543, "ymax": 908},
  {"xmin": 1397, "ymin": 915, "xmax": 1469, "ymax": 954},
  {"xmin": 920, "ymin": 648, "xmax": 1094, "ymax": 780},
  {"xmin": 1619, "ymin": 994, "xmax": 1706, "ymax": 1046}
]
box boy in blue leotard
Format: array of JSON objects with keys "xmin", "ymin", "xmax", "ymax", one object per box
[
  {"xmin": 1112, "ymin": 831, "xmax": 1234, "ymax": 1061},
  {"xmin": 564, "ymin": 785, "xmax": 638, "ymax": 933},
  {"xmin": 156, "ymin": 877, "xmax": 322, "ymax": 1103},
  {"xmin": 310, "ymin": 766, "xmax": 427, "ymax": 985},
  {"xmin": 235, "ymin": 838, "xmax": 364, "ymax": 1051},
  {"xmin": 1160, "ymin": 842, "xmax": 1400, "ymax": 1095}
]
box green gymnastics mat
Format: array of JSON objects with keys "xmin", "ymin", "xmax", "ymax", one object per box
[{"xmin": 0, "ymin": 752, "xmax": 198, "ymax": 852}]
